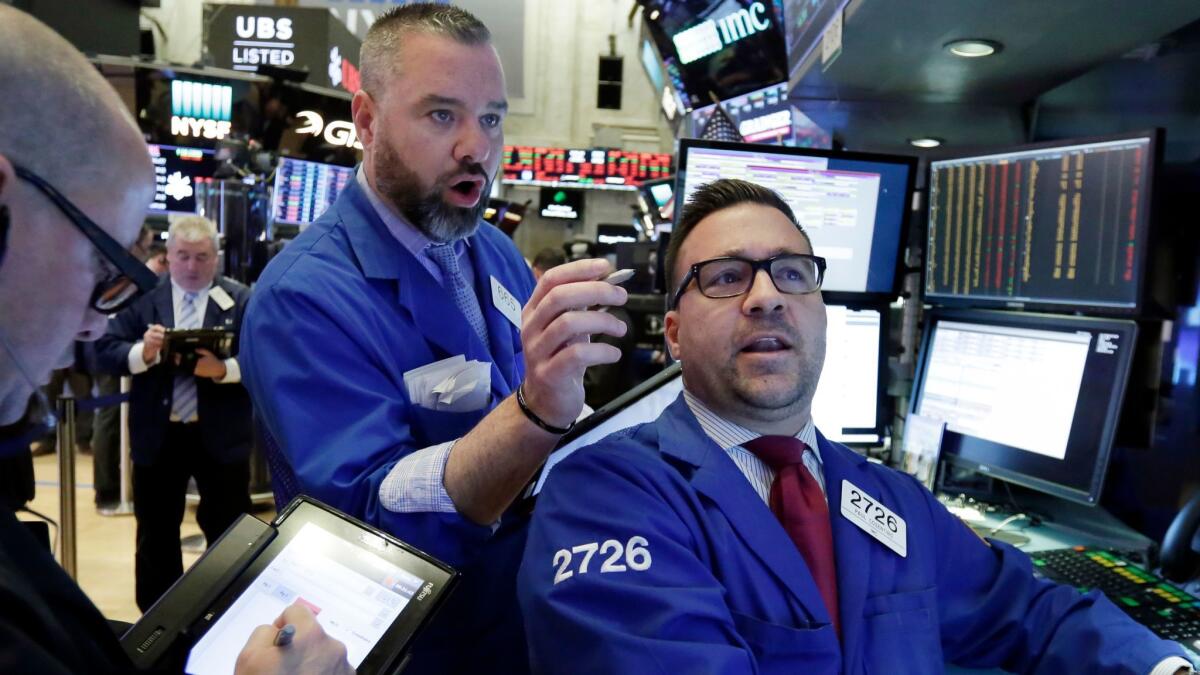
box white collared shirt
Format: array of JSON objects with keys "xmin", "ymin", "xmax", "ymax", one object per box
[{"xmin": 681, "ymin": 389, "xmax": 823, "ymax": 504}]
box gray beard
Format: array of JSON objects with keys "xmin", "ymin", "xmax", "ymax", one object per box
[{"xmin": 373, "ymin": 141, "xmax": 489, "ymax": 243}]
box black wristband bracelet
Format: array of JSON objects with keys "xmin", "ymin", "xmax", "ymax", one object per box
[{"xmin": 515, "ymin": 384, "xmax": 574, "ymax": 435}]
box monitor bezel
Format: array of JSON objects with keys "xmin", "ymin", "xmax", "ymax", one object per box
[
  {"xmin": 922, "ymin": 128, "xmax": 1164, "ymax": 317},
  {"xmin": 910, "ymin": 307, "xmax": 1138, "ymax": 506},
  {"xmin": 674, "ymin": 138, "xmax": 917, "ymax": 301},
  {"xmin": 639, "ymin": 174, "xmax": 676, "ymax": 224}
]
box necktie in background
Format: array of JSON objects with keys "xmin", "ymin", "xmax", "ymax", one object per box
[
  {"xmin": 428, "ymin": 243, "xmax": 490, "ymax": 347},
  {"xmin": 170, "ymin": 291, "xmax": 199, "ymax": 423},
  {"xmin": 743, "ymin": 435, "xmax": 841, "ymax": 636}
]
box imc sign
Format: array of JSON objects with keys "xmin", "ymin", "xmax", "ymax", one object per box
[
  {"xmin": 671, "ymin": 1, "xmax": 771, "ymax": 64},
  {"xmin": 204, "ymin": 4, "xmax": 362, "ymax": 93}
]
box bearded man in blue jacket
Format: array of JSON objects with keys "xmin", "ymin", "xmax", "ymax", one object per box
[
  {"xmin": 518, "ymin": 178, "xmax": 1194, "ymax": 675},
  {"xmin": 240, "ymin": 4, "xmax": 628, "ymax": 673}
]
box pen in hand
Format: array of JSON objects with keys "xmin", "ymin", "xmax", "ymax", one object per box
[
  {"xmin": 273, "ymin": 623, "xmax": 296, "ymax": 647},
  {"xmin": 593, "ymin": 268, "xmax": 634, "ymax": 313}
]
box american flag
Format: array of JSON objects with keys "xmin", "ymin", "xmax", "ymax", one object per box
[{"xmin": 698, "ymin": 103, "xmax": 744, "ymax": 143}]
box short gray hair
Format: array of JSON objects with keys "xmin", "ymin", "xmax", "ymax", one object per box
[
  {"xmin": 167, "ymin": 215, "xmax": 219, "ymax": 252},
  {"xmin": 359, "ymin": 3, "xmax": 491, "ymax": 97}
]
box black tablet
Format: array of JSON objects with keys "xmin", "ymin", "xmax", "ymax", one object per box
[
  {"xmin": 123, "ymin": 496, "xmax": 458, "ymax": 674},
  {"xmin": 162, "ymin": 328, "xmax": 234, "ymax": 368}
]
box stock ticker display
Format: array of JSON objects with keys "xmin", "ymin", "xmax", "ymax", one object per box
[
  {"xmin": 271, "ymin": 157, "xmax": 354, "ymax": 226},
  {"xmin": 926, "ymin": 136, "xmax": 1153, "ymax": 311},
  {"xmin": 502, "ymin": 146, "xmax": 673, "ymax": 190}
]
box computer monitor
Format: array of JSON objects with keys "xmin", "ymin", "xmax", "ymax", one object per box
[
  {"xmin": 639, "ymin": 176, "xmax": 675, "ymax": 224},
  {"xmin": 925, "ymin": 130, "xmax": 1160, "ymax": 314},
  {"xmin": 816, "ymin": 303, "xmax": 887, "ymax": 444},
  {"xmin": 675, "ymin": 139, "xmax": 916, "ymax": 299},
  {"xmin": 148, "ymin": 143, "xmax": 216, "ymax": 216},
  {"xmin": 271, "ymin": 157, "xmax": 355, "ymax": 227},
  {"xmin": 910, "ymin": 309, "xmax": 1138, "ymax": 505}
]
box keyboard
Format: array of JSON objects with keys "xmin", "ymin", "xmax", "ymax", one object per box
[{"xmin": 1031, "ymin": 546, "xmax": 1200, "ymax": 656}]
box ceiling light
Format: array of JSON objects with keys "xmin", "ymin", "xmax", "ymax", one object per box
[
  {"xmin": 649, "ymin": 9, "xmax": 660, "ymax": 21},
  {"xmin": 944, "ymin": 39, "xmax": 1000, "ymax": 58},
  {"xmin": 908, "ymin": 137, "xmax": 943, "ymax": 149}
]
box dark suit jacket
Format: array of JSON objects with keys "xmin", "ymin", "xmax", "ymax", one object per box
[
  {"xmin": 0, "ymin": 506, "xmax": 136, "ymax": 673},
  {"xmin": 95, "ymin": 276, "xmax": 253, "ymax": 466}
]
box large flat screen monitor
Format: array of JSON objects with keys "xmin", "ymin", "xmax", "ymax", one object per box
[
  {"xmin": 925, "ymin": 130, "xmax": 1160, "ymax": 314},
  {"xmin": 675, "ymin": 139, "xmax": 916, "ymax": 299},
  {"xmin": 271, "ymin": 157, "xmax": 355, "ymax": 227},
  {"xmin": 910, "ymin": 309, "xmax": 1138, "ymax": 505},
  {"xmin": 148, "ymin": 143, "xmax": 216, "ymax": 216}
]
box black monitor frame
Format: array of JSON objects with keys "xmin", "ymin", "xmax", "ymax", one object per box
[
  {"xmin": 674, "ymin": 138, "xmax": 917, "ymax": 302},
  {"xmin": 638, "ymin": 175, "xmax": 676, "ymax": 225},
  {"xmin": 922, "ymin": 129, "xmax": 1163, "ymax": 317},
  {"xmin": 911, "ymin": 308, "xmax": 1138, "ymax": 506}
]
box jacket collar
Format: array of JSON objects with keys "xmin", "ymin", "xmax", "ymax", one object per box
[{"xmin": 333, "ymin": 179, "xmax": 522, "ymax": 396}]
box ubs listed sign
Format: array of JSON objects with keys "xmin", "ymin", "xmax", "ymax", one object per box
[{"xmin": 204, "ymin": 4, "xmax": 361, "ymax": 92}]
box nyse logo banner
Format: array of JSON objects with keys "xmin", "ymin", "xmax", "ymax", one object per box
[{"xmin": 170, "ymin": 80, "xmax": 233, "ymax": 140}]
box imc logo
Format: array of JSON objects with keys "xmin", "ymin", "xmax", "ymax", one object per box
[
  {"xmin": 235, "ymin": 16, "xmax": 293, "ymax": 41},
  {"xmin": 671, "ymin": 1, "xmax": 772, "ymax": 65}
]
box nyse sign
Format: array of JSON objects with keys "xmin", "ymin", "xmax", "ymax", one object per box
[{"xmin": 672, "ymin": 2, "xmax": 771, "ymax": 65}]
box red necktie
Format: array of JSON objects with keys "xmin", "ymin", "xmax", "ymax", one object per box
[{"xmin": 743, "ymin": 435, "xmax": 841, "ymax": 636}]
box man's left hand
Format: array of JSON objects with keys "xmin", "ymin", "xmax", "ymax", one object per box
[{"xmin": 193, "ymin": 348, "xmax": 227, "ymax": 380}]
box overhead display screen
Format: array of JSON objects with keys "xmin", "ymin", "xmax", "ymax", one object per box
[
  {"xmin": 642, "ymin": 0, "xmax": 788, "ymax": 109},
  {"xmin": 503, "ymin": 146, "xmax": 673, "ymax": 190}
]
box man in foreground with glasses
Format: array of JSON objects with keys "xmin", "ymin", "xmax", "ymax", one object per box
[
  {"xmin": 0, "ymin": 6, "xmax": 351, "ymax": 672},
  {"xmin": 518, "ymin": 179, "xmax": 1194, "ymax": 674}
]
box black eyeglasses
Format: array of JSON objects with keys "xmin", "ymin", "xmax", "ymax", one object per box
[
  {"xmin": 671, "ymin": 253, "xmax": 827, "ymax": 309},
  {"xmin": 14, "ymin": 165, "xmax": 158, "ymax": 313}
]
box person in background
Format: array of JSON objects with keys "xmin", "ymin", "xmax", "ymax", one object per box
[
  {"xmin": 519, "ymin": 179, "xmax": 1196, "ymax": 675},
  {"xmin": 145, "ymin": 239, "xmax": 168, "ymax": 276},
  {"xmin": 95, "ymin": 215, "xmax": 254, "ymax": 612},
  {"xmin": 239, "ymin": 4, "xmax": 627, "ymax": 672},
  {"xmin": 92, "ymin": 230, "xmax": 168, "ymax": 513},
  {"xmin": 531, "ymin": 246, "xmax": 565, "ymax": 281},
  {"xmin": 0, "ymin": 6, "xmax": 351, "ymax": 673}
]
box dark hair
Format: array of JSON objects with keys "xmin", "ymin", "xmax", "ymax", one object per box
[
  {"xmin": 361, "ymin": 3, "xmax": 491, "ymax": 95},
  {"xmin": 532, "ymin": 246, "xmax": 566, "ymax": 272},
  {"xmin": 664, "ymin": 178, "xmax": 809, "ymax": 299}
]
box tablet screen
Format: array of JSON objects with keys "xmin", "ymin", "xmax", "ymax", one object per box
[{"xmin": 186, "ymin": 522, "xmax": 427, "ymax": 673}]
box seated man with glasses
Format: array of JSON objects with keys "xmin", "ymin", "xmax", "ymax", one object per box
[{"xmin": 517, "ymin": 179, "xmax": 1194, "ymax": 674}]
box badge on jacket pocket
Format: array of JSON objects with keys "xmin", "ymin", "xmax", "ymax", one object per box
[{"xmin": 840, "ymin": 480, "xmax": 907, "ymax": 557}]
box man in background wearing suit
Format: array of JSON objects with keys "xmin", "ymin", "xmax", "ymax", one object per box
[{"xmin": 96, "ymin": 215, "xmax": 254, "ymax": 612}]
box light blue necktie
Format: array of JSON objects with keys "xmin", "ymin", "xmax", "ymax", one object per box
[
  {"xmin": 170, "ymin": 291, "xmax": 200, "ymax": 423},
  {"xmin": 427, "ymin": 243, "xmax": 490, "ymax": 347}
]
